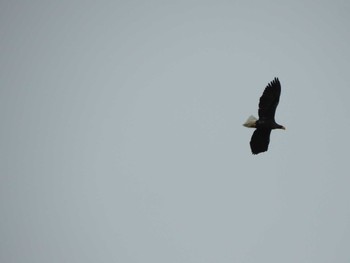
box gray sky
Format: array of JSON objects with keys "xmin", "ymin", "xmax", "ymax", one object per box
[{"xmin": 1, "ymin": 1, "xmax": 350, "ymax": 262}]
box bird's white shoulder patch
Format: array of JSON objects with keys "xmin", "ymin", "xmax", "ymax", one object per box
[{"xmin": 243, "ymin": 115, "xmax": 257, "ymax": 128}]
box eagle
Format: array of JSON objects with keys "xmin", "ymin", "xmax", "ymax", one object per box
[{"xmin": 243, "ymin": 78, "xmax": 286, "ymax": 154}]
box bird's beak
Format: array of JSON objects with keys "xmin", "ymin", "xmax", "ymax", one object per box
[{"xmin": 282, "ymin": 126, "xmax": 286, "ymax": 130}]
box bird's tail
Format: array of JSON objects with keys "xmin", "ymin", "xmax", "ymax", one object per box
[{"xmin": 243, "ymin": 115, "xmax": 257, "ymax": 128}]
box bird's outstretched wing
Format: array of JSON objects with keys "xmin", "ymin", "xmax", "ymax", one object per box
[
  {"xmin": 250, "ymin": 129, "xmax": 271, "ymax": 154},
  {"xmin": 258, "ymin": 78, "xmax": 281, "ymax": 119}
]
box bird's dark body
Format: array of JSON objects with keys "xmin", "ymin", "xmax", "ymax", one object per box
[
  {"xmin": 248, "ymin": 78, "xmax": 285, "ymax": 154},
  {"xmin": 255, "ymin": 119, "xmax": 282, "ymax": 130}
]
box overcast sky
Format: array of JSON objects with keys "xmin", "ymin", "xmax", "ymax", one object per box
[{"xmin": 1, "ymin": 1, "xmax": 350, "ymax": 262}]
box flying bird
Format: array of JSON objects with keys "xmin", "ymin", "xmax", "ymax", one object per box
[{"xmin": 243, "ymin": 78, "xmax": 286, "ymax": 154}]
